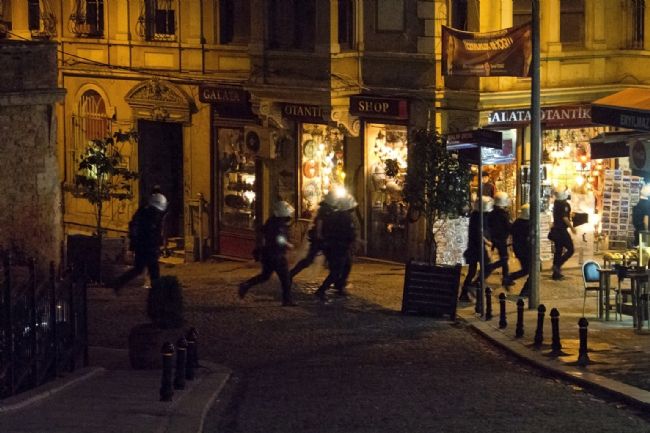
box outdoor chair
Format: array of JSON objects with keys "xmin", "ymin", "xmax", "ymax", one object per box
[{"xmin": 582, "ymin": 260, "xmax": 602, "ymax": 317}]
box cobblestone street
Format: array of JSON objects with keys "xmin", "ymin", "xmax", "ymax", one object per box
[{"xmin": 86, "ymin": 258, "xmax": 650, "ymax": 432}]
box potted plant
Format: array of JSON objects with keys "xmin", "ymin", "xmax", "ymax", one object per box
[
  {"xmin": 68, "ymin": 131, "xmax": 138, "ymax": 282},
  {"xmin": 401, "ymin": 128, "xmax": 472, "ymax": 318},
  {"xmin": 128, "ymin": 275, "xmax": 185, "ymax": 369}
]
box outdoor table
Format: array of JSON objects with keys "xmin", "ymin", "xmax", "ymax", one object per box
[
  {"xmin": 599, "ymin": 268, "xmax": 617, "ymax": 321},
  {"xmin": 622, "ymin": 269, "xmax": 649, "ymax": 331}
]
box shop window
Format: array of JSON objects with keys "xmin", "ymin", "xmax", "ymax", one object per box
[
  {"xmin": 627, "ymin": 0, "xmax": 645, "ymax": 49},
  {"xmin": 219, "ymin": 0, "xmax": 250, "ymax": 45},
  {"xmin": 300, "ymin": 124, "xmax": 345, "ymax": 219},
  {"xmin": 69, "ymin": 90, "xmax": 112, "ymax": 183},
  {"xmin": 560, "ymin": 0, "xmax": 584, "ymax": 46},
  {"xmin": 69, "ymin": 0, "xmax": 104, "ymax": 37},
  {"xmin": 28, "ymin": 0, "xmax": 57, "ymax": 38},
  {"xmin": 450, "ymin": 0, "xmax": 468, "ymax": 31},
  {"xmin": 137, "ymin": 0, "xmax": 176, "ymax": 41},
  {"xmin": 218, "ymin": 128, "xmax": 256, "ymax": 230},
  {"xmin": 513, "ymin": 0, "xmax": 531, "ymax": 29},
  {"xmin": 338, "ymin": 0, "xmax": 355, "ymax": 50},
  {"xmin": 366, "ymin": 123, "xmax": 408, "ymax": 261},
  {"xmin": 268, "ymin": 0, "xmax": 315, "ymax": 51}
]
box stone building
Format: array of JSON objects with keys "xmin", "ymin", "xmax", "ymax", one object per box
[
  {"xmin": 0, "ymin": 39, "xmax": 65, "ymax": 271},
  {"xmin": 1, "ymin": 1, "xmax": 649, "ymax": 264}
]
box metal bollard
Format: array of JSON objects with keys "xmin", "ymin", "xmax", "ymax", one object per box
[
  {"xmin": 533, "ymin": 304, "xmax": 546, "ymax": 347},
  {"xmin": 160, "ymin": 342, "xmax": 175, "ymax": 402},
  {"xmin": 549, "ymin": 308, "xmax": 562, "ymax": 356},
  {"xmin": 475, "ymin": 285, "xmax": 483, "ymax": 316},
  {"xmin": 515, "ymin": 298, "xmax": 524, "ymax": 338},
  {"xmin": 174, "ymin": 337, "xmax": 187, "ymax": 390},
  {"xmin": 485, "ymin": 287, "xmax": 493, "ymax": 320},
  {"xmin": 498, "ymin": 293, "xmax": 507, "ymax": 328},
  {"xmin": 577, "ymin": 317, "xmax": 590, "ymax": 367},
  {"xmin": 185, "ymin": 328, "xmax": 198, "ymax": 381}
]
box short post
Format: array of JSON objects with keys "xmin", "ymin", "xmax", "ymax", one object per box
[
  {"xmin": 515, "ymin": 298, "xmax": 524, "ymax": 338},
  {"xmin": 160, "ymin": 342, "xmax": 175, "ymax": 402},
  {"xmin": 549, "ymin": 308, "xmax": 562, "ymax": 356},
  {"xmin": 485, "ymin": 287, "xmax": 493, "ymax": 320},
  {"xmin": 475, "ymin": 285, "xmax": 483, "ymax": 316},
  {"xmin": 185, "ymin": 328, "xmax": 198, "ymax": 380},
  {"xmin": 577, "ymin": 317, "xmax": 590, "ymax": 367},
  {"xmin": 533, "ymin": 304, "xmax": 546, "ymax": 347},
  {"xmin": 174, "ymin": 337, "xmax": 187, "ymax": 390},
  {"xmin": 498, "ymin": 293, "xmax": 507, "ymax": 328}
]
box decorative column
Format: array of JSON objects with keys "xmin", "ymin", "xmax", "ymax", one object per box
[{"xmin": 10, "ymin": 2, "xmax": 32, "ymax": 39}]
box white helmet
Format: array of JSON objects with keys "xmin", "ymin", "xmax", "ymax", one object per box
[
  {"xmin": 641, "ymin": 184, "xmax": 650, "ymax": 199},
  {"xmin": 148, "ymin": 193, "xmax": 168, "ymax": 212},
  {"xmin": 338, "ymin": 194, "xmax": 358, "ymax": 211},
  {"xmin": 273, "ymin": 201, "xmax": 295, "ymax": 218},
  {"xmin": 476, "ymin": 196, "xmax": 494, "ymax": 213},
  {"xmin": 554, "ymin": 186, "xmax": 569, "ymax": 201},
  {"xmin": 519, "ymin": 203, "xmax": 530, "ymax": 220},
  {"xmin": 323, "ymin": 191, "xmax": 338, "ymax": 207},
  {"xmin": 494, "ymin": 191, "xmax": 510, "ymax": 208}
]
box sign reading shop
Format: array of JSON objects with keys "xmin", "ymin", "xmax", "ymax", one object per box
[
  {"xmin": 487, "ymin": 105, "xmax": 592, "ymax": 127},
  {"xmin": 350, "ymin": 96, "xmax": 409, "ymax": 120}
]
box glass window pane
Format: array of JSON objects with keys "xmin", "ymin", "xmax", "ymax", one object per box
[
  {"xmin": 300, "ymin": 123, "xmax": 345, "ymax": 219},
  {"xmin": 218, "ymin": 128, "xmax": 256, "ymax": 229}
]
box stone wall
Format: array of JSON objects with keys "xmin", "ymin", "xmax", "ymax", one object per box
[{"xmin": 0, "ymin": 40, "xmax": 65, "ymax": 272}]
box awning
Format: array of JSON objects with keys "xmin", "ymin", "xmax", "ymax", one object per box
[
  {"xmin": 589, "ymin": 131, "xmax": 641, "ymax": 159},
  {"xmin": 592, "ymin": 88, "xmax": 650, "ymax": 130}
]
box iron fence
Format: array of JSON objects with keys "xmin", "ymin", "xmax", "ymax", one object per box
[{"xmin": 0, "ymin": 257, "xmax": 88, "ymax": 400}]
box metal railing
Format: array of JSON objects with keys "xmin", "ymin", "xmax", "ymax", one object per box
[{"xmin": 1, "ymin": 257, "xmax": 88, "ymax": 400}]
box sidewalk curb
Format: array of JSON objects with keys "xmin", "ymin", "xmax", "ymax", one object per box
[
  {"xmin": 0, "ymin": 367, "xmax": 106, "ymax": 414},
  {"xmin": 459, "ymin": 311, "xmax": 650, "ymax": 411},
  {"xmin": 159, "ymin": 360, "xmax": 232, "ymax": 433}
]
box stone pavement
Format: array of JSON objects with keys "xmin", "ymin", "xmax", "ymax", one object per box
[
  {"xmin": 0, "ymin": 347, "xmax": 231, "ymax": 433},
  {"xmin": 457, "ymin": 259, "xmax": 650, "ymax": 410},
  {"xmin": 2, "ymin": 254, "xmax": 650, "ymax": 432}
]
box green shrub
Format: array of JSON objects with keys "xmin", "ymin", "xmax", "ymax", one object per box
[{"xmin": 147, "ymin": 276, "xmax": 184, "ymax": 329}]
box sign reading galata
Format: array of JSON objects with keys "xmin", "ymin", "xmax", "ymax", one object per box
[{"xmin": 487, "ymin": 105, "xmax": 592, "ymax": 126}]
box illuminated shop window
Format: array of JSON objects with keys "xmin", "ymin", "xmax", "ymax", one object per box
[
  {"xmin": 218, "ymin": 128, "xmax": 256, "ymax": 229},
  {"xmin": 69, "ymin": 0, "xmax": 104, "ymax": 37},
  {"xmin": 70, "ymin": 90, "xmax": 112, "ymax": 182},
  {"xmin": 300, "ymin": 123, "xmax": 345, "ymax": 219},
  {"xmin": 367, "ymin": 123, "xmax": 408, "ymax": 208}
]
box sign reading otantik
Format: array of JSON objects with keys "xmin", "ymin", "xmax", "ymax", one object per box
[
  {"xmin": 442, "ymin": 23, "xmax": 532, "ymax": 77},
  {"xmin": 280, "ymin": 103, "xmax": 324, "ymax": 121},
  {"xmin": 487, "ymin": 105, "xmax": 592, "ymax": 127}
]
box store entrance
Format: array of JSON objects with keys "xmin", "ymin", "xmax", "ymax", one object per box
[
  {"xmin": 365, "ymin": 123, "xmax": 409, "ymax": 262},
  {"xmin": 137, "ymin": 120, "xmax": 184, "ymax": 241}
]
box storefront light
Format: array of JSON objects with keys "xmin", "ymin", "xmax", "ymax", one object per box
[{"xmin": 375, "ymin": 130, "xmax": 386, "ymax": 148}]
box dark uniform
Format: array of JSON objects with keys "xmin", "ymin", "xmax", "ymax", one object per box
[
  {"xmin": 632, "ymin": 198, "xmax": 650, "ymax": 246},
  {"xmin": 239, "ymin": 216, "xmax": 295, "ymax": 306},
  {"xmin": 510, "ymin": 215, "xmax": 531, "ymax": 296},
  {"xmin": 460, "ymin": 209, "xmax": 491, "ymax": 299},
  {"xmin": 113, "ymin": 205, "xmax": 164, "ymax": 291},
  {"xmin": 483, "ymin": 206, "xmax": 512, "ymax": 286},
  {"xmin": 315, "ymin": 208, "xmax": 356, "ymax": 301},
  {"xmin": 290, "ymin": 201, "xmax": 335, "ymax": 278},
  {"xmin": 549, "ymin": 199, "xmax": 573, "ymax": 279}
]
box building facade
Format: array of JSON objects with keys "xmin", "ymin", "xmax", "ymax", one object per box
[{"xmin": 1, "ymin": 0, "xmax": 648, "ymax": 263}]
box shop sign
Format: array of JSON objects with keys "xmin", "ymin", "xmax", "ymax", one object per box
[
  {"xmin": 487, "ymin": 105, "xmax": 592, "ymax": 127},
  {"xmin": 446, "ymin": 129, "xmax": 503, "ymax": 150},
  {"xmin": 199, "ymin": 85, "xmax": 248, "ymax": 105},
  {"xmin": 441, "ymin": 23, "xmax": 532, "ymax": 77},
  {"xmin": 280, "ymin": 103, "xmax": 324, "ymax": 121},
  {"xmin": 592, "ymin": 105, "xmax": 650, "ymax": 131},
  {"xmin": 349, "ymin": 96, "xmax": 409, "ymax": 119}
]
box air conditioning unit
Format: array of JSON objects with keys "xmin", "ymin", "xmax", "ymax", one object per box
[{"xmin": 244, "ymin": 126, "xmax": 277, "ymax": 159}]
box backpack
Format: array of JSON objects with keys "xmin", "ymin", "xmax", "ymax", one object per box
[{"xmin": 128, "ymin": 208, "xmax": 144, "ymax": 251}]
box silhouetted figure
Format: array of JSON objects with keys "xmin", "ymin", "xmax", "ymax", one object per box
[
  {"xmin": 238, "ymin": 201, "xmax": 297, "ymax": 306},
  {"xmin": 549, "ymin": 186, "xmax": 576, "ymax": 280},
  {"xmin": 315, "ymin": 194, "xmax": 358, "ymax": 302},
  {"xmin": 510, "ymin": 203, "xmax": 531, "ymax": 297},
  {"xmin": 459, "ymin": 196, "xmax": 493, "ymax": 302},
  {"xmin": 483, "ymin": 191, "xmax": 513, "ymax": 288},
  {"xmin": 113, "ymin": 193, "xmax": 168, "ymax": 293}
]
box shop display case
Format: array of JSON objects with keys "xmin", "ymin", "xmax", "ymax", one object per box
[
  {"xmin": 299, "ymin": 123, "xmax": 345, "ymax": 219},
  {"xmin": 218, "ymin": 128, "xmax": 257, "ymax": 230}
]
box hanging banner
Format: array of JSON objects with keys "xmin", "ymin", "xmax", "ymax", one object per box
[{"xmin": 441, "ymin": 23, "xmax": 532, "ymax": 77}]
